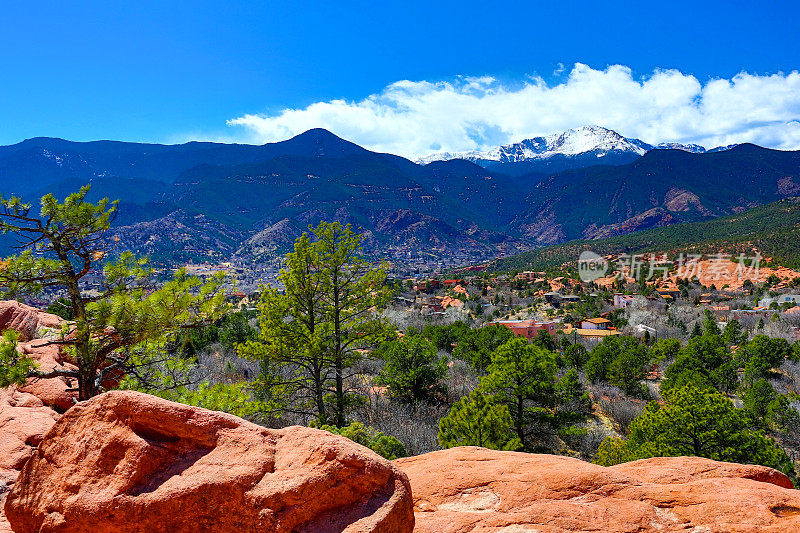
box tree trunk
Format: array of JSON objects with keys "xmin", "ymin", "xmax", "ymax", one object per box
[{"xmin": 517, "ymin": 396, "xmax": 525, "ymax": 449}]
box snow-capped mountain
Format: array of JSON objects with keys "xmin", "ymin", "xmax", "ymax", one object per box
[{"xmin": 417, "ymin": 126, "xmax": 736, "ymax": 167}]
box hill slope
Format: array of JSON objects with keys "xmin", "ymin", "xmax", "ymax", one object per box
[
  {"xmin": 491, "ymin": 198, "xmax": 800, "ymax": 272},
  {"xmin": 512, "ymin": 144, "xmax": 800, "ymax": 244}
]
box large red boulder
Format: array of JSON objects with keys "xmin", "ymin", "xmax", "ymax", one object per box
[
  {"xmin": 4, "ymin": 391, "xmax": 414, "ymax": 533},
  {"xmin": 395, "ymin": 446, "xmax": 800, "ymax": 532},
  {"xmin": 0, "ymin": 389, "xmax": 59, "ymax": 488},
  {"xmin": 0, "ymin": 389, "xmax": 60, "ymax": 533},
  {"xmin": 0, "ymin": 301, "xmax": 62, "ymax": 342}
]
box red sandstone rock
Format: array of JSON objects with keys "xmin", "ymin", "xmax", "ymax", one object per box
[
  {"xmin": 395, "ymin": 446, "xmax": 800, "ymax": 532},
  {"xmin": 0, "ymin": 389, "xmax": 59, "ymax": 488},
  {"xmin": 0, "ymin": 301, "xmax": 62, "ymax": 342},
  {"xmin": 15, "ymin": 341, "xmax": 76, "ymax": 413},
  {"xmin": 4, "ymin": 390, "xmax": 414, "ymax": 533},
  {"xmin": 0, "ymin": 389, "xmax": 60, "ymax": 533}
]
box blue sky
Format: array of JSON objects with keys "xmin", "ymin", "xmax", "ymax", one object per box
[{"xmin": 1, "ymin": 1, "xmax": 799, "ymax": 155}]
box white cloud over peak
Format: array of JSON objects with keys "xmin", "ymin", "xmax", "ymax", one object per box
[{"xmin": 226, "ymin": 63, "xmax": 800, "ymax": 158}]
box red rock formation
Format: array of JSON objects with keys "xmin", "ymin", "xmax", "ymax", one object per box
[
  {"xmin": 0, "ymin": 301, "xmax": 75, "ymax": 412},
  {"xmin": 0, "ymin": 390, "xmax": 59, "ymax": 489},
  {"xmin": 0, "ymin": 301, "xmax": 62, "ymax": 342},
  {"xmin": 15, "ymin": 341, "xmax": 76, "ymax": 412},
  {"xmin": 395, "ymin": 446, "xmax": 800, "ymax": 532},
  {"xmin": 4, "ymin": 391, "xmax": 414, "ymax": 533},
  {"xmin": 0, "ymin": 389, "xmax": 60, "ymax": 533}
]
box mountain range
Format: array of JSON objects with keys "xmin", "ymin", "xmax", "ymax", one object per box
[
  {"xmin": 0, "ymin": 127, "xmax": 798, "ymax": 269},
  {"xmin": 416, "ymin": 126, "xmax": 737, "ymax": 176}
]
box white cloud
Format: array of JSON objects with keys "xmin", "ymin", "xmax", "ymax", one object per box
[{"xmin": 225, "ymin": 63, "xmax": 800, "ymax": 158}]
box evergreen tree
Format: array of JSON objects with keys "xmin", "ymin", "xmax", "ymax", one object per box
[
  {"xmin": 243, "ymin": 222, "xmax": 389, "ymax": 426},
  {"xmin": 564, "ymin": 343, "xmax": 589, "ymax": 369},
  {"xmin": 239, "ymin": 232, "xmax": 330, "ymax": 422},
  {"xmin": 737, "ymin": 335, "xmax": 794, "ymax": 386},
  {"xmin": 586, "ymin": 335, "xmax": 645, "ymax": 386},
  {"xmin": 452, "ymin": 324, "xmax": 513, "ymax": 371},
  {"xmin": 315, "ymin": 221, "xmax": 390, "ymax": 426},
  {"xmin": 595, "ymin": 384, "xmax": 795, "ymax": 480},
  {"xmin": 660, "ymin": 334, "xmax": 737, "ymax": 394},
  {"xmin": 375, "ymin": 335, "xmax": 447, "ymax": 404},
  {"xmin": 0, "ymin": 186, "xmax": 228, "ymax": 400},
  {"xmin": 479, "ymin": 338, "xmax": 588, "ymax": 451},
  {"xmin": 438, "ymin": 389, "xmax": 521, "ymax": 450},
  {"xmin": 722, "ymin": 319, "xmax": 747, "ymax": 346}
]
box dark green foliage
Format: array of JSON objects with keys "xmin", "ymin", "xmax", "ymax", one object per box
[
  {"xmin": 480, "ymin": 338, "xmax": 557, "ymax": 449},
  {"xmin": 703, "ymin": 311, "xmax": 721, "ymax": 336},
  {"xmin": 741, "ymin": 379, "xmax": 778, "ymax": 429},
  {"xmin": 218, "ymin": 311, "xmax": 258, "ymax": 350},
  {"xmin": 607, "ymin": 342, "xmax": 651, "ymax": 397},
  {"xmin": 45, "ymin": 297, "xmax": 74, "ymax": 320},
  {"xmin": 375, "ymin": 335, "xmax": 447, "ymax": 404},
  {"xmin": 595, "ymin": 384, "xmax": 796, "ymax": 480},
  {"xmin": 722, "ymin": 319, "xmax": 747, "ymax": 346},
  {"xmin": 421, "ymin": 322, "xmax": 470, "ymax": 353},
  {"xmin": 438, "ymin": 389, "xmax": 521, "ymax": 450},
  {"xmin": 531, "ymin": 329, "xmax": 559, "ymax": 351},
  {"xmin": 478, "ymin": 338, "xmax": 589, "ymax": 451},
  {"xmin": 650, "ymin": 338, "xmax": 681, "ymax": 364},
  {"xmin": 316, "ymin": 422, "xmax": 407, "ymax": 460},
  {"xmin": 661, "ymin": 334, "xmax": 737, "ymax": 394},
  {"xmin": 564, "ymin": 344, "xmax": 589, "ymax": 369},
  {"xmin": 736, "ymin": 335, "xmax": 794, "ymax": 385},
  {"xmin": 452, "ymin": 324, "xmax": 514, "ymax": 371},
  {"xmin": 586, "ymin": 336, "xmax": 650, "ymax": 396}
]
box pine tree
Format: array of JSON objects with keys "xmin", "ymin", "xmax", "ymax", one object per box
[
  {"xmin": 0, "ymin": 186, "xmax": 228, "ymax": 400},
  {"xmin": 239, "ymin": 232, "xmax": 330, "ymax": 422},
  {"xmin": 375, "ymin": 335, "xmax": 447, "ymax": 404},
  {"xmin": 595, "ymin": 384, "xmax": 796, "ymax": 480},
  {"xmin": 438, "ymin": 389, "xmax": 521, "ymax": 450},
  {"xmin": 479, "ymin": 338, "xmax": 558, "ymax": 450},
  {"xmin": 244, "ymin": 222, "xmax": 390, "ymax": 426},
  {"xmin": 314, "ymin": 221, "xmax": 390, "ymax": 426}
]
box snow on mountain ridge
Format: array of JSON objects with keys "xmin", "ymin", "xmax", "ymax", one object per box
[{"xmin": 417, "ymin": 126, "xmax": 736, "ymax": 165}]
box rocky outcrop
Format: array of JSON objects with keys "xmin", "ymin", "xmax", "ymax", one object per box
[
  {"xmin": 0, "ymin": 301, "xmax": 62, "ymax": 342},
  {"xmin": 395, "ymin": 446, "xmax": 800, "ymax": 532},
  {"xmin": 4, "ymin": 391, "xmax": 414, "ymax": 533},
  {"xmin": 0, "ymin": 300, "xmax": 67, "ymax": 532},
  {"xmin": 0, "ymin": 389, "xmax": 60, "ymax": 533},
  {"xmin": 0, "ymin": 301, "xmax": 75, "ymax": 412},
  {"xmin": 15, "ymin": 341, "xmax": 76, "ymax": 413},
  {"xmin": 0, "ymin": 389, "xmax": 59, "ymax": 488}
]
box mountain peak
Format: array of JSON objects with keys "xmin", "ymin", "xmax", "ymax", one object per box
[
  {"xmin": 417, "ymin": 126, "xmax": 651, "ymax": 165},
  {"xmin": 276, "ymin": 128, "xmax": 367, "ymax": 158},
  {"xmin": 416, "ymin": 126, "xmax": 738, "ymax": 167}
]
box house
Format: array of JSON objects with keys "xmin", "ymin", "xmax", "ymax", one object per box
[
  {"xmin": 543, "ymin": 292, "xmax": 563, "ymax": 305},
  {"xmin": 635, "ymin": 324, "xmax": 657, "ymax": 337},
  {"xmin": 759, "ymin": 294, "xmax": 800, "ymax": 308},
  {"xmin": 708, "ymin": 305, "xmax": 731, "ymax": 321},
  {"xmin": 514, "ymin": 271, "xmax": 546, "ymax": 282},
  {"xmin": 562, "ymin": 325, "xmax": 621, "ymax": 344},
  {"xmin": 730, "ymin": 308, "xmax": 779, "ymax": 320},
  {"xmin": 489, "ymin": 319, "xmax": 559, "ymax": 339},
  {"xmin": 580, "ymin": 317, "xmax": 612, "ymax": 330},
  {"xmin": 613, "ymin": 293, "xmax": 637, "ymax": 308}
]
